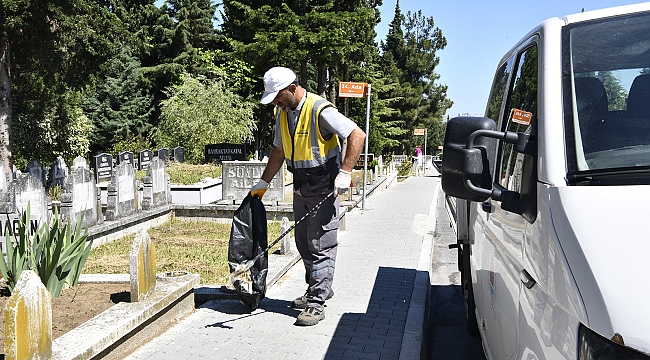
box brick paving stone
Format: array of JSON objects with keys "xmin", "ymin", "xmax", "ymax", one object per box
[{"xmin": 124, "ymin": 176, "xmax": 440, "ymax": 360}]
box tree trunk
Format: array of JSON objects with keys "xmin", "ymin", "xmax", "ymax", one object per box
[
  {"xmin": 328, "ymin": 66, "xmax": 336, "ymax": 106},
  {"xmin": 0, "ymin": 39, "xmax": 13, "ymax": 172},
  {"xmin": 343, "ymin": 64, "xmax": 350, "ymax": 117},
  {"xmin": 317, "ymin": 66, "xmax": 326, "ymax": 98},
  {"xmin": 300, "ymin": 60, "xmax": 308, "ymax": 88}
]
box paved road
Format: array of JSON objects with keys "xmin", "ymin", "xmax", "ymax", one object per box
[{"xmin": 426, "ymin": 191, "xmax": 486, "ymax": 360}]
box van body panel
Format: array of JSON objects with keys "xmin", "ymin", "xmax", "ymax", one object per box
[
  {"xmin": 550, "ymin": 185, "xmax": 650, "ymax": 354},
  {"xmin": 442, "ymin": 3, "xmax": 650, "ymax": 358},
  {"xmin": 537, "ymin": 19, "xmax": 568, "ymax": 186}
]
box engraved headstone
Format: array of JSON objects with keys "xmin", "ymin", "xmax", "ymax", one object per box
[
  {"xmin": 222, "ymin": 161, "xmax": 284, "ymax": 203},
  {"xmin": 60, "ymin": 156, "xmax": 104, "ymax": 229},
  {"xmin": 205, "ymin": 143, "xmax": 246, "ymax": 163},
  {"xmin": 47, "ymin": 156, "xmax": 68, "ymax": 188},
  {"xmin": 141, "ymin": 157, "xmax": 171, "ymax": 210},
  {"xmin": 172, "ymin": 146, "xmax": 184, "ymax": 163},
  {"xmin": 26, "ymin": 160, "xmax": 46, "ymax": 187},
  {"xmin": 118, "ymin": 151, "xmax": 134, "ymax": 167},
  {"xmin": 105, "ymin": 162, "xmax": 139, "ymax": 221},
  {"xmin": 4, "ymin": 270, "xmax": 52, "ymax": 359},
  {"xmin": 129, "ymin": 230, "xmax": 157, "ymax": 302},
  {"xmin": 138, "ymin": 149, "xmax": 153, "ymax": 171},
  {"xmin": 156, "ymin": 148, "xmax": 169, "ymax": 164},
  {"xmin": 93, "ymin": 153, "xmax": 113, "ymax": 184}
]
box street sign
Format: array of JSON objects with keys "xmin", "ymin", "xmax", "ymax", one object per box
[
  {"xmin": 414, "ymin": 128, "xmax": 426, "ymax": 135},
  {"xmin": 339, "ymin": 82, "xmax": 367, "ymax": 98}
]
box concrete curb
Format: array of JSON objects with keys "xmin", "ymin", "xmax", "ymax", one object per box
[
  {"xmin": 399, "ymin": 180, "xmax": 439, "ymax": 359},
  {"xmin": 53, "ymin": 273, "xmax": 199, "ymax": 360}
]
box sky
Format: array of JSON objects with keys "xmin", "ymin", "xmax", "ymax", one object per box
[{"xmin": 374, "ymin": 0, "xmax": 649, "ymax": 118}]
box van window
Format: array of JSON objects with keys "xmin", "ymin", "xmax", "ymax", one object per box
[
  {"xmin": 498, "ymin": 46, "xmax": 537, "ymax": 193},
  {"xmin": 486, "ymin": 57, "xmax": 514, "ymax": 122},
  {"xmin": 566, "ymin": 12, "xmax": 650, "ymax": 174}
]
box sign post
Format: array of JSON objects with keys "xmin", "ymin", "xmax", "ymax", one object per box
[
  {"xmin": 339, "ymin": 81, "xmax": 371, "ymax": 209},
  {"xmin": 414, "ymin": 128, "xmax": 427, "ymax": 176}
]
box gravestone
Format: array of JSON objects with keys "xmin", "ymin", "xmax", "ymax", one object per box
[
  {"xmin": 156, "ymin": 148, "xmax": 169, "ymax": 164},
  {"xmin": 138, "ymin": 149, "xmax": 153, "ymax": 171},
  {"xmin": 141, "ymin": 157, "xmax": 171, "ymax": 210},
  {"xmin": 14, "ymin": 173, "xmax": 50, "ymax": 224},
  {"xmin": 93, "ymin": 153, "xmax": 113, "ymax": 184},
  {"xmin": 280, "ymin": 217, "xmax": 291, "ymax": 255},
  {"xmin": 222, "ymin": 161, "xmax": 284, "ymax": 203},
  {"xmin": 0, "ymin": 162, "xmax": 15, "ymax": 214},
  {"xmin": 354, "ymin": 153, "xmax": 375, "ymax": 170},
  {"xmin": 26, "ymin": 160, "xmax": 46, "ymax": 187},
  {"xmin": 172, "ymin": 146, "xmax": 184, "ymax": 163},
  {"xmin": 105, "ymin": 162, "xmax": 139, "ymax": 221},
  {"xmin": 60, "ymin": 156, "xmax": 104, "ymax": 229},
  {"xmin": 47, "ymin": 156, "xmax": 68, "ymax": 189},
  {"xmin": 130, "ymin": 230, "xmax": 157, "ymax": 302},
  {"xmin": 118, "ymin": 151, "xmax": 134, "ymax": 167},
  {"xmin": 205, "ymin": 143, "xmax": 246, "ymax": 163},
  {"xmin": 4, "ymin": 270, "xmax": 52, "ymax": 359}
]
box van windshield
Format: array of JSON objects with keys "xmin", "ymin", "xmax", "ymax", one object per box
[{"xmin": 568, "ymin": 12, "xmax": 650, "ymax": 173}]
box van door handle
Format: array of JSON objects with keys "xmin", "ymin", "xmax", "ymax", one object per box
[
  {"xmin": 520, "ymin": 270, "xmax": 536, "ymax": 289},
  {"xmin": 481, "ymin": 201, "xmax": 493, "ymax": 213}
]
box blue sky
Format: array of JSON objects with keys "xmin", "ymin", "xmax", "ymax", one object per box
[{"xmin": 375, "ymin": 0, "xmax": 648, "ymax": 118}]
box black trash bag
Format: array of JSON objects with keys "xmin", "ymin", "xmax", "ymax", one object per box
[{"xmin": 228, "ymin": 194, "xmax": 268, "ymax": 311}]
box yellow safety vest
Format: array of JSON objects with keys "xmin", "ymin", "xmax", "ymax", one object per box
[{"xmin": 276, "ymin": 93, "xmax": 340, "ymax": 169}]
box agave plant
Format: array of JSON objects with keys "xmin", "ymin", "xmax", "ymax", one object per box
[{"xmin": 0, "ymin": 203, "xmax": 93, "ymax": 297}]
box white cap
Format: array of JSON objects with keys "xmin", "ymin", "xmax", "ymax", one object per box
[{"xmin": 260, "ymin": 67, "xmax": 297, "ymax": 104}]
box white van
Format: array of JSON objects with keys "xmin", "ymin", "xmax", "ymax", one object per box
[{"xmin": 441, "ymin": 4, "xmax": 650, "ymax": 359}]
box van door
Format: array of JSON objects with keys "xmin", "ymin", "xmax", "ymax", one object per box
[{"xmin": 478, "ymin": 41, "xmax": 539, "ymax": 359}]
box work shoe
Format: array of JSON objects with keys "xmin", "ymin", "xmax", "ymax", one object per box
[
  {"xmin": 292, "ymin": 289, "xmax": 334, "ymax": 310},
  {"xmin": 295, "ymin": 305, "xmax": 325, "ymax": 326}
]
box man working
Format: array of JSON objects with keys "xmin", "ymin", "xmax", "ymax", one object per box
[{"xmin": 250, "ymin": 66, "xmax": 366, "ymax": 326}]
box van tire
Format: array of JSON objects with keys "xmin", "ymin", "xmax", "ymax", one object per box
[{"xmin": 461, "ymin": 245, "xmax": 480, "ymax": 336}]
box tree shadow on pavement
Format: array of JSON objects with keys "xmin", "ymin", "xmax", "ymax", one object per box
[{"xmin": 323, "ymin": 266, "xmax": 417, "ymax": 359}]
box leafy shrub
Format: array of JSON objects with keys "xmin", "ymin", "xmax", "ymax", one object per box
[
  {"xmin": 398, "ymin": 160, "xmax": 412, "ymax": 177},
  {"xmin": 0, "ymin": 205, "xmax": 93, "ymax": 297},
  {"xmin": 49, "ymin": 185, "xmax": 62, "ymax": 201}
]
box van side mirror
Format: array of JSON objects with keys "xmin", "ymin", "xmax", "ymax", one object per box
[
  {"xmin": 442, "ymin": 117, "xmax": 498, "ymax": 202},
  {"xmin": 441, "ymin": 116, "xmax": 534, "ymax": 207}
]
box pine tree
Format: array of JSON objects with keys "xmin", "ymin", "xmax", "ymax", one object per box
[{"xmin": 84, "ymin": 48, "xmax": 155, "ymax": 154}]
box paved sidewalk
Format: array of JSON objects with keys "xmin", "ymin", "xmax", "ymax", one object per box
[{"xmin": 125, "ymin": 175, "xmax": 441, "ymax": 360}]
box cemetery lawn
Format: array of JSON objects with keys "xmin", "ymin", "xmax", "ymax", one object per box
[{"xmin": 83, "ymin": 217, "xmax": 285, "ymax": 285}]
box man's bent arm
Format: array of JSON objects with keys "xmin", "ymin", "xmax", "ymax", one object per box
[
  {"xmin": 340, "ymin": 127, "xmax": 366, "ymax": 173},
  {"xmin": 260, "ymin": 146, "xmax": 285, "ymax": 183}
]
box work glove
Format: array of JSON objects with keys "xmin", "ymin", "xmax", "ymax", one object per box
[
  {"xmin": 334, "ymin": 169, "xmax": 351, "ymax": 197},
  {"xmin": 250, "ymin": 179, "xmax": 269, "ymax": 199}
]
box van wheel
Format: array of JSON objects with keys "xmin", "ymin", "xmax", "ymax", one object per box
[{"xmin": 461, "ymin": 245, "xmax": 480, "ymax": 336}]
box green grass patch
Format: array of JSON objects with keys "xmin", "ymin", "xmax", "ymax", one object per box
[
  {"xmin": 83, "ymin": 217, "xmax": 288, "ymax": 285},
  {"xmin": 167, "ymin": 162, "xmax": 222, "ymax": 185}
]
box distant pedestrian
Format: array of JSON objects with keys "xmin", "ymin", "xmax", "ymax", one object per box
[
  {"xmin": 249, "ymin": 67, "xmax": 366, "ymax": 326},
  {"xmin": 413, "ymin": 145, "xmax": 423, "ymax": 176}
]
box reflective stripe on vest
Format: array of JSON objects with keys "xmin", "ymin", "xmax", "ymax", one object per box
[{"xmin": 277, "ymin": 93, "xmax": 340, "ymax": 169}]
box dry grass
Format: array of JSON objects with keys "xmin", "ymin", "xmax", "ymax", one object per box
[{"xmin": 84, "ymin": 218, "xmax": 287, "ymax": 285}]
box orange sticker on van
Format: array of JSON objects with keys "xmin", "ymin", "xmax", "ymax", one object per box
[{"xmin": 510, "ymin": 108, "xmax": 533, "ymax": 126}]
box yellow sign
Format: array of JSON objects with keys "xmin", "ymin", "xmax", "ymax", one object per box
[
  {"xmin": 339, "ymin": 82, "xmax": 367, "ymax": 98},
  {"xmin": 414, "ymin": 128, "xmax": 426, "ymax": 135}
]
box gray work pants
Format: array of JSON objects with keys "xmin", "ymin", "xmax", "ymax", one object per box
[{"xmin": 293, "ymin": 192, "xmax": 339, "ymax": 307}]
